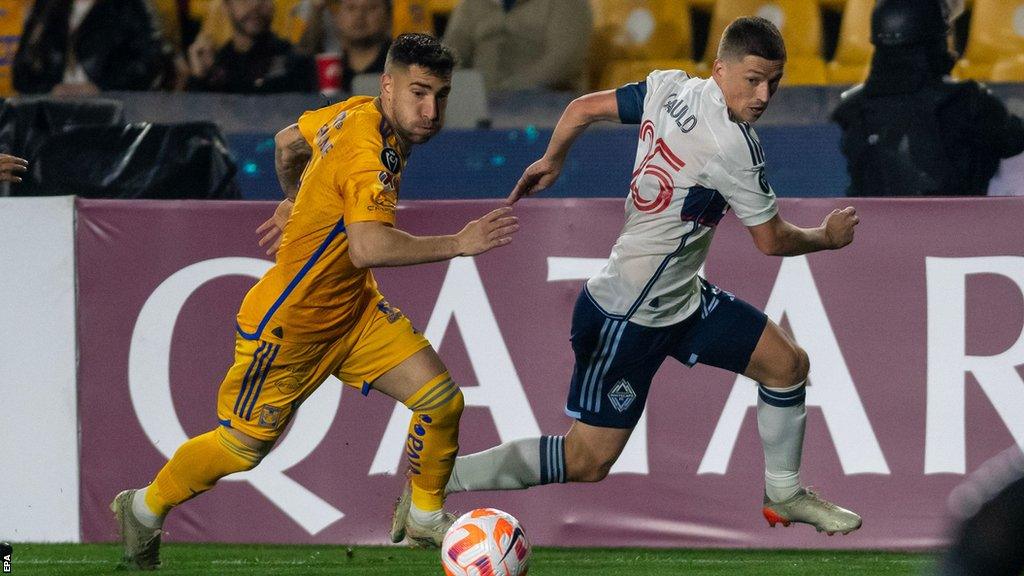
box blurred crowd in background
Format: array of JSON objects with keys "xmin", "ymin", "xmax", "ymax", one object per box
[
  {"xmin": 0, "ymin": 0, "xmax": 1022, "ymax": 200},
  {"xmin": 2, "ymin": 0, "xmax": 1024, "ymax": 99}
]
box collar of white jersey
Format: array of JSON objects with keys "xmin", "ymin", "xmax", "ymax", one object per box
[{"xmin": 707, "ymin": 75, "xmax": 726, "ymax": 106}]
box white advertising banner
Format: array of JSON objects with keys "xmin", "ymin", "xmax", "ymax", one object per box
[{"xmin": 0, "ymin": 196, "xmax": 79, "ymax": 542}]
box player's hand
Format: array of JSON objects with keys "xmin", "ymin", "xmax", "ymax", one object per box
[
  {"xmin": 0, "ymin": 154, "xmax": 28, "ymax": 183},
  {"xmin": 455, "ymin": 207, "xmax": 519, "ymax": 256},
  {"xmin": 822, "ymin": 206, "xmax": 859, "ymax": 249},
  {"xmin": 507, "ymin": 157, "xmax": 562, "ymax": 204},
  {"xmin": 256, "ymin": 198, "xmax": 294, "ymax": 256}
]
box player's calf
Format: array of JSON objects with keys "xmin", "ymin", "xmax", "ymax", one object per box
[
  {"xmin": 563, "ymin": 421, "xmax": 631, "ymax": 483},
  {"xmin": 392, "ymin": 373, "xmax": 464, "ymax": 546}
]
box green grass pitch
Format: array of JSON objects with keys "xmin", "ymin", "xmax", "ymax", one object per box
[{"xmin": 9, "ymin": 543, "xmax": 936, "ymax": 575}]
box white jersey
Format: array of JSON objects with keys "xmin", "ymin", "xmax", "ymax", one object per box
[{"xmin": 585, "ymin": 70, "xmax": 778, "ymax": 328}]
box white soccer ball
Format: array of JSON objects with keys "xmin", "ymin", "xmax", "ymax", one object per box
[{"xmin": 441, "ymin": 508, "xmax": 531, "ymax": 576}]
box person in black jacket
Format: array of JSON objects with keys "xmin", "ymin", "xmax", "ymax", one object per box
[
  {"xmin": 186, "ymin": 0, "xmax": 316, "ymax": 94},
  {"xmin": 13, "ymin": 0, "xmax": 168, "ymax": 95},
  {"xmin": 831, "ymin": 0, "xmax": 1024, "ymax": 196}
]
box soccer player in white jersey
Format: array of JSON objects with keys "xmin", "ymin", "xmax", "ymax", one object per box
[{"xmin": 431, "ymin": 16, "xmax": 863, "ymax": 534}]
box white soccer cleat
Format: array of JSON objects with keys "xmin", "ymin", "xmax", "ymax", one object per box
[
  {"xmin": 390, "ymin": 480, "xmax": 413, "ymax": 544},
  {"xmin": 110, "ymin": 489, "xmax": 162, "ymax": 570},
  {"xmin": 405, "ymin": 510, "xmax": 457, "ymax": 548},
  {"xmin": 389, "ymin": 480, "xmax": 456, "ymax": 548},
  {"xmin": 762, "ymin": 488, "xmax": 862, "ymax": 536}
]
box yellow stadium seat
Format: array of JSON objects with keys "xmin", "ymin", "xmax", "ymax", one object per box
[
  {"xmin": 151, "ymin": 0, "xmax": 184, "ymax": 50},
  {"xmin": 782, "ymin": 55, "xmax": 828, "ymax": 85},
  {"xmin": 598, "ymin": 58, "xmax": 700, "ymax": 90},
  {"xmin": 189, "ymin": 0, "xmax": 213, "ymax": 21},
  {"xmin": 826, "ymin": 0, "xmax": 872, "ymax": 84},
  {"xmin": 393, "ymin": 0, "xmax": 434, "ymax": 35},
  {"xmin": 429, "ymin": 0, "xmax": 459, "ymax": 15},
  {"xmin": 0, "ymin": 0, "xmax": 29, "ymax": 97},
  {"xmin": 393, "ymin": 0, "xmax": 460, "ymax": 36},
  {"xmin": 703, "ymin": 0, "xmax": 826, "ymax": 85},
  {"xmin": 991, "ymin": 55, "xmax": 1024, "ymax": 83},
  {"xmin": 588, "ymin": 0, "xmax": 693, "ymax": 88},
  {"xmin": 953, "ymin": 0, "xmax": 1024, "ymax": 81}
]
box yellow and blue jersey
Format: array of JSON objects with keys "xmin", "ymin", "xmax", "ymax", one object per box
[{"xmin": 236, "ymin": 96, "xmax": 407, "ymax": 344}]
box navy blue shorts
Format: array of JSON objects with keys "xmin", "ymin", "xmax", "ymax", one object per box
[{"xmin": 565, "ymin": 280, "xmax": 768, "ymax": 429}]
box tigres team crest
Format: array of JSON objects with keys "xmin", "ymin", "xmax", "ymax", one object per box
[{"xmin": 258, "ymin": 405, "xmax": 283, "ymax": 428}]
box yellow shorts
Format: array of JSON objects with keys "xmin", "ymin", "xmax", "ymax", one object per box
[{"xmin": 216, "ymin": 297, "xmax": 430, "ymax": 441}]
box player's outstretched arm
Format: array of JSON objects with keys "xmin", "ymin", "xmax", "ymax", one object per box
[
  {"xmin": 747, "ymin": 207, "xmax": 859, "ymax": 257},
  {"xmin": 347, "ymin": 207, "xmax": 519, "ymax": 269},
  {"xmin": 508, "ymin": 90, "xmax": 621, "ymax": 204},
  {"xmin": 257, "ymin": 124, "xmax": 313, "ymax": 255}
]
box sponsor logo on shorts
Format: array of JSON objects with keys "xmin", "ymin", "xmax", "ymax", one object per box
[
  {"xmin": 608, "ymin": 379, "xmax": 636, "ymax": 413},
  {"xmin": 258, "ymin": 404, "xmax": 283, "ymax": 428},
  {"xmin": 275, "ymin": 374, "xmax": 301, "ymax": 394}
]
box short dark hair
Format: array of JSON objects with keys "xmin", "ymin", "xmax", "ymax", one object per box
[
  {"xmin": 717, "ymin": 17, "xmax": 787, "ymax": 62},
  {"xmin": 385, "ymin": 33, "xmax": 456, "ymax": 77}
]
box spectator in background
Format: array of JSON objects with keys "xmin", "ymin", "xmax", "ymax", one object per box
[
  {"xmin": 832, "ymin": 0, "xmax": 1024, "ymax": 196},
  {"xmin": 12, "ymin": 0, "xmax": 168, "ymax": 95},
  {"xmin": 298, "ymin": 0, "xmax": 392, "ymax": 93},
  {"xmin": 442, "ymin": 0, "xmax": 592, "ymax": 92},
  {"xmin": 186, "ymin": 0, "xmax": 316, "ymax": 93}
]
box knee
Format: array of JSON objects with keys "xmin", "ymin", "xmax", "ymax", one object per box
[
  {"xmin": 762, "ymin": 346, "xmax": 809, "ymax": 389},
  {"xmin": 407, "ymin": 378, "xmax": 464, "ymax": 420},
  {"xmin": 434, "ymin": 387, "xmax": 464, "ymax": 423},
  {"xmin": 221, "ymin": 427, "xmax": 272, "ymax": 469},
  {"xmin": 791, "ymin": 347, "xmax": 809, "ymax": 384},
  {"xmin": 413, "ymin": 385, "xmax": 465, "ymax": 427}
]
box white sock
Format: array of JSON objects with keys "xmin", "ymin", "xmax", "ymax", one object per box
[
  {"xmin": 757, "ymin": 382, "xmax": 807, "ymax": 503},
  {"xmin": 131, "ymin": 486, "xmax": 164, "ymax": 530},
  {"xmin": 445, "ymin": 436, "xmax": 564, "ymax": 493},
  {"xmin": 410, "ymin": 503, "xmax": 444, "ymax": 527}
]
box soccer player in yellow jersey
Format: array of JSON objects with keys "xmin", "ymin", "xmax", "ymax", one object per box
[{"xmin": 111, "ymin": 33, "xmax": 519, "ymax": 570}]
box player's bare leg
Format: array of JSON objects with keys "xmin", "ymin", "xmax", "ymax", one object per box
[
  {"xmin": 377, "ymin": 347, "xmax": 463, "ymax": 547},
  {"xmin": 562, "ymin": 421, "xmax": 632, "ymax": 482},
  {"xmin": 745, "ymin": 320, "xmax": 861, "ymax": 535}
]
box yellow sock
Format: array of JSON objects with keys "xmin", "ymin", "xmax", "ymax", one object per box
[
  {"xmin": 402, "ymin": 372, "xmax": 464, "ymax": 511},
  {"xmin": 144, "ymin": 427, "xmax": 262, "ymax": 517}
]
